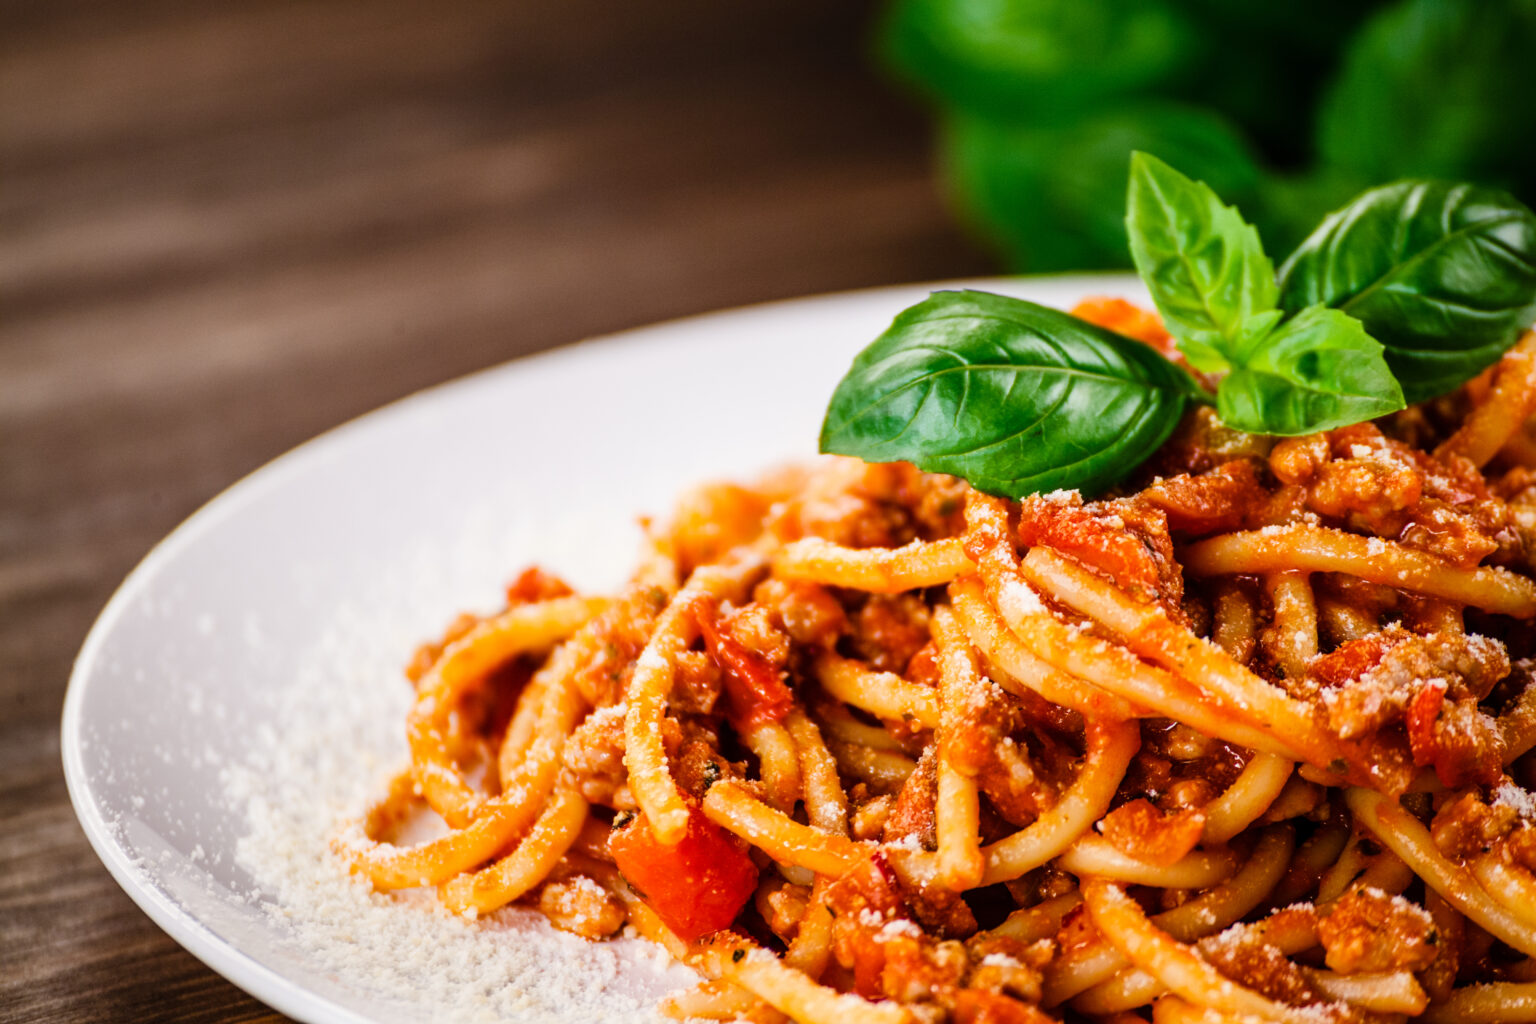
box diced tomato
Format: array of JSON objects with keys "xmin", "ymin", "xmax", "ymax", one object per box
[
  {"xmin": 1404, "ymin": 681, "xmax": 1447, "ymax": 769},
  {"xmin": 608, "ymin": 805, "xmax": 758, "ymax": 942},
  {"xmin": 825, "ymin": 852, "xmax": 909, "ymax": 998},
  {"xmin": 1014, "ymin": 495, "xmax": 1182, "ymax": 615},
  {"xmin": 695, "ymin": 598, "xmax": 795, "ymax": 731},
  {"xmin": 1099, "ymin": 797, "xmax": 1206, "ymax": 867},
  {"xmin": 1137, "ymin": 461, "xmax": 1268, "ymax": 537}
]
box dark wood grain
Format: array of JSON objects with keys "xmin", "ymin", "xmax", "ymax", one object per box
[{"xmin": 0, "ymin": 1, "xmax": 989, "ymax": 1020}]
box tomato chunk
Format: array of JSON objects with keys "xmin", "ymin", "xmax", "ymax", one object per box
[
  {"xmin": 695, "ymin": 598, "xmax": 795, "ymax": 730},
  {"xmin": 1404, "ymin": 681, "xmax": 1446, "ymax": 770},
  {"xmin": 608, "ymin": 806, "xmax": 758, "ymax": 941}
]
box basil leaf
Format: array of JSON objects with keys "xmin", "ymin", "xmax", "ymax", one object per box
[
  {"xmin": 1126, "ymin": 151, "xmax": 1278, "ymax": 371},
  {"xmin": 1216, "ymin": 306, "xmax": 1405, "ymax": 435},
  {"xmin": 820, "ymin": 290, "xmax": 1199, "ymax": 498},
  {"xmin": 1278, "ymin": 180, "xmax": 1536, "ymax": 403}
]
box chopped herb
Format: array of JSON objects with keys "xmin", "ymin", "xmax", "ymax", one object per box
[{"xmin": 732, "ymin": 948, "xmax": 746, "ymax": 963}]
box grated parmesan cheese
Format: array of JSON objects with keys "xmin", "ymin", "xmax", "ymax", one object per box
[
  {"xmin": 998, "ymin": 579, "xmax": 1047, "ymax": 619},
  {"xmin": 1494, "ymin": 782, "xmax": 1536, "ymax": 819},
  {"xmin": 878, "ymin": 918, "xmax": 922, "ymax": 940},
  {"xmin": 217, "ymin": 542, "xmax": 696, "ymax": 1023}
]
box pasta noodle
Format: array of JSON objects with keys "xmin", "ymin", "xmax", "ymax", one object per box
[{"xmin": 339, "ymin": 297, "xmax": 1536, "ymax": 1024}]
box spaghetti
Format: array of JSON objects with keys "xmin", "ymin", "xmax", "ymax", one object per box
[{"xmin": 340, "ymin": 299, "xmax": 1536, "ymax": 1024}]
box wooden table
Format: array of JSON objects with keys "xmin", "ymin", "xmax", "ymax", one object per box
[{"xmin": 0, "ymin": 2, "xmax": 988, "ymax": 1019}]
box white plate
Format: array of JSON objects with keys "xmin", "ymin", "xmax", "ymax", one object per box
[{"xmin": 62, "ymin": 273, "xmax": 1141, "ymax": 1023}]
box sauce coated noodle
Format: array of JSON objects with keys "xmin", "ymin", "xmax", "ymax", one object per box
[{"xmin": 339, "ymin": 301, "xmax": 1536, "ymax": 1024}]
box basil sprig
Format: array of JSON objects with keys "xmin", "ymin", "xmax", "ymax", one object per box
[
  {"xmin": 1278, "ymin": 180, "xmax": 1536, "ymax": 403},
  {"xmin": 1124, "ymin": 150, "xmax": 1279, "ymax": 373},
  {"xmin": 820, "ymin": 290, "xmax": 1200, "ymax": 497},
  {"xmin": 1126, "ymin": 152, "xmax": 1404, "ymax": 434},
  {"xmin": 821, "ymin": 156, "xmax": 1536, "ymax": 500}
]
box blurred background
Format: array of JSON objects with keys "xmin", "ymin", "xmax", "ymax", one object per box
[
  {"xmin": 883, "ymin": 0, "xmax": 1536, "ymax": 270},
  {"xmin": 3, "ymin": 0, "xmax": 1534, "ymax": 1019}
]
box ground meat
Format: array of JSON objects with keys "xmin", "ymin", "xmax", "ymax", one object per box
[
  {"xmin": 849, "ymin": 593, "xmax": 932, "ymax": 675},
  {"xmin": 1431, "ymin": 790, "xmax": 1518, "ymax": 859},
  {"xmin": 1311, "ymin": 627, "xmax": 1509, "ymax": 730},
  {"xmin": 669, "ymin": 649, "xmax": 722, "ymax": 716},
  {"xmin": 697, "ymin": 597, "xmax": 795, "ymax": 730},
  {"xmin": 1015, "ymin": 492, "xmax": 1186, "ymax": 624},
  {"xmin": 884, "ymin": 748, "xmax": 938, "ymax": 851},
  {"xmin": 1406, "ymin": 689, "xmax": 1506, "ymax": 788},
  {"xmin": 1316, "ymin": 886, "xmax": 1438, "ymax": 974},
  {"xmin": 1270, "ymin": 434, "xmax": 1332, "ymax": 487},
  {"xmin": 671, "ymin": 721, "xmax": 731, "ymax": 800},
  {"xmin": 769, "ymin": 459, "xmax": 966, "ymax": 549},
  {"xmin": 1136, "ymin": 460, "xmax": 1269, "ymax": 538},
  {"xmin": 1305, "ymin": 440, "xmax": 1423, "ymax": 529},
  {"xmin": 1099, "ymin": 798, "xmax": 1206, "ymax": 867},
  {"xmin": 719, "ymin": 601, "xmax": 791, "ymax": 669},
  {"xmin": 878, "ymin": 934, "xmax": 968, "ymax": 1004},
  {"xmin": 1507, "ymin": 823, "xmax": 1536, "ymax": 874},
  {"xmin": 901, "ymin": 873, "xmax": 979, "ymax": 941},
  {"xmin": 1271, "ymin": 424, "xmax": 1507, "ymax": 566},
  {"xmin": 758, "ymin": 881, "xmax": 811, "ymax": 947},
  {"xmin": 964, "ymin": 935, "xmax": 1052, "ymax": 1003},
  {"xmin": 849, "ymin": 462, "xmax": 967, "ymax": 542},
  {"xmin": 976, "ymin": 738, "xmax": 1053, "ymax": 828},
  {"xmin": 850, "ymin": 792, "xmax": 893, "ymax": 841},
  {"xmin": 575, "ymin": 592, "xmax": 666, "ymax": 708},
  {"xmin": 1053, "ymin": 903, "xmax": 1100, "ymax": 959},
  {"xmin": 1496, "ymin": 466, "xmax": 1536, "ymax": 507},
  {"xmin": 1398, "ymin": 499, "xmax": 1502, "ymax": 567},
  {"xmin": 751, "ymin": 578, "xmax": 848, "ymax": 649},
  {"xmin": 1143, "ymin": 406, "xmax": 1276, "ymax": 478},
  {"xmin": 1306, "ymin": 627, "xmax": 1509, "ymax": 786},
  {"xmin": 944, "ymin": 674, "xmax": 1068, "ymax": 829},
  {"xmin": 562, "ymin": 705, "xmax": 632, "ymax": 806},
  {"xmin": 1118, "ymin": 719, "xmax": 1247, "ymax": 808},
  {"xmin": 1202, "ymin": 931, "xmax": 1322, "ymax": 1006}
]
